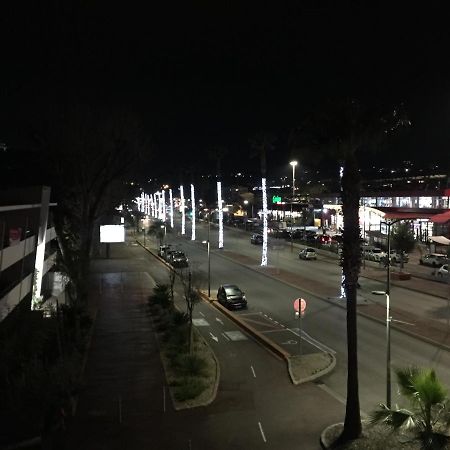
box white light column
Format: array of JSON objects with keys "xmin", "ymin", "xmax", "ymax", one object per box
[
  {"xmin": 180, "ymin": 185, "xmax": 186, "ymax": 235},
  {"xmin": 169, "ymin": 189, "xmax": 174, "ymax": 228},
  {"xmin": 217, "ymin": 181, "xmax": 223, "ymax": 248},
  {"xmin": 32, "ymin": 187, "xmax": 51, "ymax": 309},
  {"xmin": 191, "ymin": 184, "xmax": 196, "ymax": 241},
  {"xmin": 140, "ymin": 192, "xmax": 145, "ymax": 213},
  {"xmin": 162, "ymin": 190, "xmax": 166, "ymax": 222},
  {"xmin": 261, "ymin": 177, "xmax": 268, "ymax": 266}
]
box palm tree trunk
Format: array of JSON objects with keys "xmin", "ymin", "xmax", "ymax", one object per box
[{"xmin": 337, "ymin": 154, "xmax": 362, "ymax": 443}]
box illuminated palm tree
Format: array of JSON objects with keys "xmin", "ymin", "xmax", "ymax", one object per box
[
  {"xmin": 250, "ymin": 132, "xmax": 276, "ymax": 266},
  {"xmin": 290, "ymin": 98, "xmax": 409, "ymax": 445},
  {"xmin": 208, "ymin": 146, "xmax": 228, "ymax": 249}
]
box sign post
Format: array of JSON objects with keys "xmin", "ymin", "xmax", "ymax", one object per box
[{"xmin": 294, "ymin": 298, "xmax": 307, "ymax": 356}]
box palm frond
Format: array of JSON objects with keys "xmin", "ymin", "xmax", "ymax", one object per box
[{"xmin": 370, "ymin": 404, "xmax": 414, "ymax": 430}]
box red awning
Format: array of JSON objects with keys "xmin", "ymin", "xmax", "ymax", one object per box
[
  {"xmin": 431, "ymin": 210, "xmax": 450, "ymax": 224},
  {"xmin": 383, "ymin": 212, "xmax": 435, "ymax": 220}
]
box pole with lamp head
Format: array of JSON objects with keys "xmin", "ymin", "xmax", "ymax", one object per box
[{"xmin": 290, "ymin": 161, "xmax": 298, "ymax": 252}]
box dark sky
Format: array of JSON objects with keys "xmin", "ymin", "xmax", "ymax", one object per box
[{"xmin": 2, "ymin": 2, "xmax": 450, "ymax": 179}]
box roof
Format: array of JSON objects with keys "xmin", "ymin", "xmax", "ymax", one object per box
[{"xmin": 430, "ymin": 210, "xmax": 450, "ymax": 224}]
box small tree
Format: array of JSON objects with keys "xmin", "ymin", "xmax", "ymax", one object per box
[
  {"xmin": 180, "ymin": 271, "xmax": 203, "ymax": 354},
  {"xmin": 391, "ymin": 222, "xmax": 416, "ymax": 270},
  {"xmin": 371, "ymin": 367, "xmax": 450, "ymax": 449},
  {"xmin": 147, "ymin": 220, "xmax": 167, "ymax": 246}
]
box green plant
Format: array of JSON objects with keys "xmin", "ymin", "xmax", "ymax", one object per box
[
  {"xmin": 370, "ymin": 367, "xmax": 450, "ymax": 449},
  {"xmin": 174, "ymin": 354, "xmax": 208, "ymax": 377},
  {"xmin": 148, "ymin": 284, "xmax": 171, "ymax": 310},
  {"xmin": 173, "ymin": 376, "xmax": 206, "ymax": 402}
]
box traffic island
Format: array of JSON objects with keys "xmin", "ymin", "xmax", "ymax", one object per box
[{"xmin": 288, "ymin": 352, "xmax": 336, "ymax": 385}]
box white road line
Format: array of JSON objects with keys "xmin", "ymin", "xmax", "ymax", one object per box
[
  {"xmin": 250, "ymin": 365, "xmax": 256, "ymax": 378},
  {"xmin": 221, "ymin": 332, "xmax": 231, "ymax": 341},
  {"xmin": 258, "ymin": 421, "xmax": 267, "ymax": 442},
  {"xmin": 287, "ymin": 328, "xmax": 336, "ymax": 354},
  {"xmin": 163, "ymin": 385, "xmax": 166, "ymax": 412},
  {"xmin": 199, "ymin": 311, "xmax": 205, "ymax": 317},
  {"xmin": 216, "ymin": 317, "xmax": 224, "ymax": 325}
]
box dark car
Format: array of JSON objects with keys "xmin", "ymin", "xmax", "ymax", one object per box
[
  {"xmin": 217, "ymin": 284, "xmax": 247, "ymax": 309},
  {"xmin": 169, "ymin": 251, "xmax": 189, "ymax": 268},
  {"xmin": 250, "ymin": 233, "xmax": 264, "ymax": 245},
  {"xmin": 158, "ymin": 244, "xmax": 171, "ymax": 257}
]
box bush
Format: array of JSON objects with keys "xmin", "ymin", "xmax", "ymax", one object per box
[
  {"xmin": 148, "ymin": 284, "xmax": 172, "ymax": 309},
  {"xmin": 173, "ymin": 377, "xmax": 206, "ymax": 402},
  {"xmin": 171, "ymin": 353, "xmax": 208, "ymax": 377}
]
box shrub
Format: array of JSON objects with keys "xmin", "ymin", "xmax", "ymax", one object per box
[
  {"xmin": 173, "ymin": 377, "xmax": 206, "ymax": 402},
  {"xmin": 148, "ymin": 284, "xmax": 171, "ymax": 309},
  {"xmin": 173, "ymin": 354, "xmax": 208, "ymax": 377}
]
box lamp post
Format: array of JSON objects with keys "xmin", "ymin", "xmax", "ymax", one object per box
[
  {"xmin": 289, "ymin": 161, "xmax": 298, "ymax": 252},
  {"xmin": 372, "ymin": 218, "xmax": 401, "ymax": 408},
  {"xmin": 202, "ymin": 212, "xmax": 211, "ymax": 297}
]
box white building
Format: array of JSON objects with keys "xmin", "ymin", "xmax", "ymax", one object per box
[{"xmin": 0, "ymin": 186, "xmax": 67, "ymax": 323}]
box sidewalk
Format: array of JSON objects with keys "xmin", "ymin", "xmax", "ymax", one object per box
[{"xmin": 64, "ymin": 251, "xmax": 180, "ymax": 450}]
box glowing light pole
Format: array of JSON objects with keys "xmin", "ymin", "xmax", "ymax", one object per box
[
  {"xmin": 180, "ymin": 185, "xmax": 186, "ymax": 235},
  {"xmin": 290, "ymin": 161, "xmax": 298, "ymax": 252},
  {"xmin": 169, "ymin": 189, "xmax": 174, "ymax": 228},
  {"xmin": 261, "ymin": 177, "xmax": 268, "ymax": 266},
  {"xmin": 217, "ymin": 181, "xmax": 223, "ymax": 248},
  {"xmin": 191, "ymin": 184, "xmax": 196, "ymax": 240},
  {"xmin": 162, "ymin": 190, "xmax": 166, "ymax": 223}
]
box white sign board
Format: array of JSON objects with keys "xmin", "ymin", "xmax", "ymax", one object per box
[{"xmin": 100, "ymin": 225, "xmax": 125, "ymax": 243}]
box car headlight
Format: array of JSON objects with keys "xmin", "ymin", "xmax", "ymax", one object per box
[{"xmin": 242, "ymin": 295, "xmax": 246, "ymax": 300}]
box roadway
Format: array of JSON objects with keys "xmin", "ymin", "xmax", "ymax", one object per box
[{"xmin": 151, "ymin": 218, "xmax": 450, "ymax": 414}]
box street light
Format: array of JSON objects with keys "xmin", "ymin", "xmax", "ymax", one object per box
[
  {"xmin": 289, "ymin": 161, "xmax": 298, "ymax": 252},
  {"xmin": 372, "ymin": 218, "xmax": 401, "ymax": 409},
  {"xmin": 202, "ymin": 212, "xmax": 211, "ymax": 297}
]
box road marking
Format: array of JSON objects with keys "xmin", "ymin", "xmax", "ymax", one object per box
[
  {"xmin": 224, "ymin": 330, "xmax": 248, "ymax": 341},
  {"xmin": 192, "ymin": 318, "xmax": 209, "ymax": 326},
  {"xmin": 287, "ymin": 328, "xmax": 336, "ymax": 354},
  {"xmin": 258, "ymin": 421, "xmax": 267, "ymax": 442},
  {"xmin": 315, "ymin": 382, "xmax": 368, "ymax": 417},
  {"xmin": 221, "ymin": 332, "xmax": 230, "ymax": 341},
  {"xmin": 209, "ymin": 332, "xmax": 219, "ymax": 342},
  {"xmin": 216, "ymin": 317, "xmax": 224, "ymax": 325},
  {"xmin": 251, "ymin": 365, "xmax": 256, "ymax": 378},
  {"xmin": 199, "ymin": 311, "xmax": 205, "ymax": 317},
  {"xmin": 281, "ymin": 340, "xmax": 298, "ymax": 345}
]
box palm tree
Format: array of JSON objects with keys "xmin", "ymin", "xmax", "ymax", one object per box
[
  {"xmin": 290, "ymin": 98, "xmax": 409, "ymax": 445},
  {"xmin": 148, "ymin": 219, "xmax": 166, "ymax": 246},
  {"xmin": 371, "ymin": 367, "xmax": 450, "ymax": 449},
  {"xmin": 249, "ymin": 132, "xmax": 276, "ymax": 266},
  {"xmin": 208, "ymin": 146, "xmax": 228, "ymax": 249}
]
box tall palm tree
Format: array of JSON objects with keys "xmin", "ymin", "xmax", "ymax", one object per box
[
  {"xmin": 371, "ymin": 367, "xmax": 450, "ymax": 449},
  {"xmin": 290, "ymin": 98, "xmax": 408, "ymax": 445},
  {"xmin": 250, "ymin": 132, "xmax": 276, "ymax": 266},
  {"xmin": 208, "ymin": 145, "xmax": 228, "ymax": 249}
]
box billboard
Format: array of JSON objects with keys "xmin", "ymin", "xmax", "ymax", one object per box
[{"xmin": 100, "ymin": 225, "xmax": 125, "ymax": 243}]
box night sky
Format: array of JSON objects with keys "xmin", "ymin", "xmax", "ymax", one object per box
[{"xmin": 2, "ymin": 3, "xmax": 450, "ymax": 181}]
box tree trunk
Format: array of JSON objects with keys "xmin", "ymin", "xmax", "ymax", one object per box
[{"xmin": 337, "ymin": 154, "xmax": 362, "ymax": 444}]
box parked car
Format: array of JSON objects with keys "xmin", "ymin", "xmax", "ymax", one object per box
[
  {"xmin": 437, "ymin": 264, "xmax": 448, "ymax": 278},
  {"xmin": 169, "ymin": 251, "xmax": 189, "ymax": 268},
  {"xmin": 365, "ymin": 248, "xmax": 386, "ymax": 262},
  {"xmin": 419, "ymin": 253, "xmax": 447, "ymax": 267},
  {"xmin": 158, "ymin": 244, "xmax": 171, "ymax": 257},
  {"xmin": 389, "ymin": 250, "xmax": 409, "ymax": 264},
  {"xmin": 217, "ymin": 284, "xmax": 247, "ymax": 309},
  {"xmin": 250, "ymin": 233, "xmax": 264, "ymax": 245},
  {"xmin": 299, "ymin": 248, "xmax": 317, "ymax": 260}
]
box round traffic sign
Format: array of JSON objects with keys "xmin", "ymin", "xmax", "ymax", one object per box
[{"xmin": 294, "ymin": 298, "xmax": 307, "ymax": 314}]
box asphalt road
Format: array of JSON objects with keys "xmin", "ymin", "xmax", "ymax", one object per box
[{"xmin": 151, "ymin": 219, "xmax": 450, "ymax": 414}]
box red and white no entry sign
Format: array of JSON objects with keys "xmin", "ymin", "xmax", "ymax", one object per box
[{"xmin": 294, "ymin": 298, "xmax": 307, "ymax": 314}]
